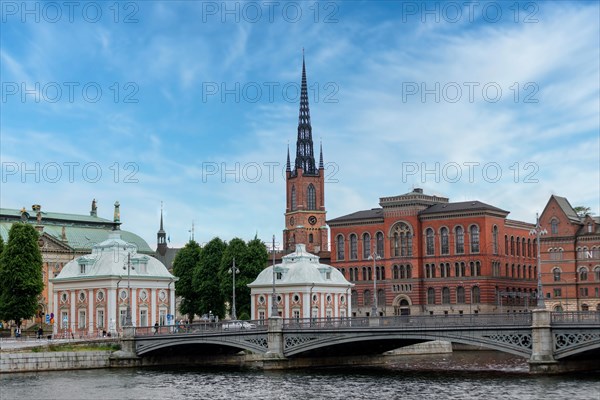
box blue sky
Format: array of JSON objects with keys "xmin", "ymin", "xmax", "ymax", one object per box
[{"xmin": 1, "ymin": 1, "xmax": 599, "ymax": 250}]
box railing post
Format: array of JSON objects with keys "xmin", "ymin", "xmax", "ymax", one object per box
[
  {"xmin": 529, "ymin": 309, "xmax": 557, "ymax": 373},
  {"xmin": 266, "ymin": 317, "xmax": 284, "ymax": 358}
]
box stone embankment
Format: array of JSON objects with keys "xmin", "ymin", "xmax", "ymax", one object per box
[{"xmin": 1, "ymin": 338, "xmax": 119, "ymax": 373}]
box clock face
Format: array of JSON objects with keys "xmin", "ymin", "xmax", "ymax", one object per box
[{"xmin": 308, "ymin": 216, "xmax": 317, "ymax": 225}]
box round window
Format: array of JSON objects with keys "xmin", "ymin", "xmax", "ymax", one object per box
[
  {"xmin": 312, "ymin": 294, "xmax": 318, "ymax": 303},
  {"xmin": 120, "ymin": 290, "xmax": 128, "ymax": 300},
  {"xmin": 293, "ymin": 294, "xmax": 300, "ymax": 302},
  {"xmin": 326, "ymin": 295, "xmax": 332, "ymax": 303},
  {"xmin": 340, "ymin": 295, "xmax": 345, "ymax": 304},
  {"xmin": 277, "ymin": 295, "xmax": 283, "ymax": 304},
  {"xmin": 97, "ymin": 291, "xmax": 105, "ymax": 301},
  {"xmin": 79, "ymin": 292, "xmax": 86, "ymax": 302},
  {"xmin": 61, "ymin": 292, "xmax": 68, "ymax": 303},
  {"xmin": 158, "ymin": 290, "xmax": 167, "ymax": 301},
  {"xmin": 140, "ymin": 290, "xmax": 148, "ymax": 301},
  {"xmin": 258, "ymin": 295, "xmax": 265, "ymax": 304}
]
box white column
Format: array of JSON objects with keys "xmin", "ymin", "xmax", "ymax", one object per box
[
  {"xmin": 70, "ymin": 291, "xmax": 76, "ymax": 333},
  {"xmin": 320, "ymin": 293, "xmax": 325, "ymax": 318},
  {"xmin": 169, "ymin": 287, "xmax": 176, "ymax": 322},
  {"xmin": 53, "ymin": 291, "xmax": 58, "ymax": 334},
  {"xmin": 303, "ymin": 292, "xmax": 310, "ymax": 318},
  {"xmin": 347, "ymin": 287, "xmax": 352, "ymax": 317},
  {"xmin": 107, "ymin": 288, "xmax": 116, "ymax": 331},
  {"xmin": 285, "ymin": 293, "xmax": 290, "ymax": 318},
  {"xmin": 334, "ymin": 293, "xmax": 339, "ymax": 318},
  {"xmin": 131, "ymin": 288, "xmax": 137, "ymax": 327},
  {"xmin": 88, "ymin": 289, "xmax": 94, "ymax": 335},
  {"xmin": 151, "ymin": 288, "xmax": 157, "ymax": 325}
]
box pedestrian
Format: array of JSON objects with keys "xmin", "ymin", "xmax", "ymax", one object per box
[
  {"xmin": 37, "ymin": 327, "xmax": 43, "ymax": 339},
  {"xmin": 153, "ymin": 322, "xmax": 159, "ymax": 335},
  {"xmin": 15, "ymin": 327, "xmax": 21, "ymax": 338}
]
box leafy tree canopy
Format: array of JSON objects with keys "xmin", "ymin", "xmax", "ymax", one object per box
[
  {"xmin": 0, "ymin": 223, "xmax": 44, "ymax": 327},
  {"xmin": 574, "ymin": 206, "xmax": 594, "ymax": 218},
  {"xmin": 172, "ymin": 240, "xmax": 202, "ymax": 321},
  {"xmin": 195, "ymin": 237, "xmax": 227, "ymax": 318}
]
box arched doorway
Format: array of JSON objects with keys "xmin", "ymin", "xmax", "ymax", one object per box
[{"xmin": 392, "ymin": 295, "xmax": 411, "ymax": 316}]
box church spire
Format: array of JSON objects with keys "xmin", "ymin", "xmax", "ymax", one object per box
[
  {"xmin": 159, "ymin": 202, "xmax": 165, "ymax": 233},
  {"xmin": 319, "ymin": 140, "xmax": 324, "ymax": 169},
  {"xmin": 157, "ymin": 201, "xmax": 167, "ymax": 254},
  {"xmin": 294, "ymin": 51, "xmax": 316, "ymax": 175},
  {"xmin": 286, "ymin": 144, "xmax": 291, "ymax": 172}
]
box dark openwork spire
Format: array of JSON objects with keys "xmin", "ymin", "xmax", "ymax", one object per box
[
  {"xmin": 319, "ymin": 141, "xmax": 324, "ymax": 169},
  {"xmin": 286, "ymin": 144, "xmax": 291, "ymax": 172},
  {"xmin": 294, "ymin": 52, "xmax": 316, "ymax": 175},
  {"xmin": 159, "ymin": 202, "xmax": 165, "ymax": 233}
]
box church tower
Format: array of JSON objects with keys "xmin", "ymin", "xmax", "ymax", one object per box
[
  {"xmin": 284, "ymin": 55, "xmax": 328, "ymax": 254},
  {"xmin": 157, "ymin": 203, "xmax": 167, "ymax": 257}
]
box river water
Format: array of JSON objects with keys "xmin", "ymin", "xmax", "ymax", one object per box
[{"xmin": 2, "ymin": 352, "xmax": 598, "ymax": 400}]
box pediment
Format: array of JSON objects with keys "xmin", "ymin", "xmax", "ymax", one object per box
[{"xmin": 38, "ymin": 232, "xmax": 73, "ymax": 252}]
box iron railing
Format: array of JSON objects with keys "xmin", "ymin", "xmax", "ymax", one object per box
[
  {"xmin": 281, "ymin": 313, "xmax": 532, "ymax": 331},
  {"xmin": 551, "ymin": 311, "xmax": 600, "ymax": 325},
  {"xmin": 134, "ymin": 320, "xmax": 268, "ymax": 336}
]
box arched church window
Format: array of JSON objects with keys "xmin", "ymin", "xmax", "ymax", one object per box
[
  {"xmin": 307, "ymin": 184, "xmax": 316, "ymax": 210},
  {"xmin": 291, "ymin": 185, "xmax": 297, "ymax": 211}
]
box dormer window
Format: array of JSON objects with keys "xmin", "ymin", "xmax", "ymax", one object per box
[
  {"xmin": 326, "ymin": 271, "xmax": 331, "ymax": 279},
  {"xmin": 276, "ymin": 272, "xmax": 282, "ymax": 280},
  {"xmin": 80, "ymin": 264, "xmax": 86, "ymax": 274}
]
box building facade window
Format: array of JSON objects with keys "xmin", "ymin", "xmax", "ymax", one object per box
[
  {"xmin": 351, "ymin": 290, "xmax": 358, "ymax": 307},
  {"xmin": 362, "ymin": 233, "xmax": 371, "ymax": 259},
  {"xmin": 376, "ymin": 232, "xmax": 384, "ymax": 257},
  {"xmin": 579, "ymin": 267, "xmax": 588, "ymax": 281},
  {"xmin": 441, "ymin": 227, "xmax": 449, "ymax": 255},
  {"xmin": 553, "ymin": 267, "xmax": 561, "ymax": 282},
  {"xmin": 442, "ymin": 287, "xmax": 451, "ymax": 304},
  {"xmin": 551, "ymin": 219, "xmax": 558, "ymax": 234},
  {"xmin": 392, "ymin": 223, "xmax": 412, "ymax": 257},
  {"xmin": 364, "ymin": 290, "xmax": 371, "ymax": 306},
  {"xmin": 96, "ymin": 309, "xmax": 104, "ymax": 328},
  {"xmin": 350, "ymin": 234, "xmax": 358, "ymax": 260},
  {"xmin": 455, "ymin": 226, "xmax": 464, "ymax": 254},
  {"xmin": 427, "ymin": 288, "xmax": 436, "ymax": 304},
  {"xmin": 472, "ymin": 286, "xmax": 480, "ymax": 303},
  {"xmin": 492, "ymin": 225, "xmax": 499, "ymax": 255},
  {"xmin": 456, "ymin": 287, "xmax": 465, "ymax": 304},
  {"xmin": 307, "ymin": 184, "xmax": 316, "ymax": 210},
  {"xmin": 336, "ymin": 235, "xmax": 344, "ymax": 260},
  {"xmin": 470, "ymin": 225, "xmax": 480, "ymax": 253},
  {"xmin": 426, "ymin": 228, "xmax": 434, "ymax": 256}
]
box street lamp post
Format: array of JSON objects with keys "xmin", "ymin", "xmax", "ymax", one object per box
[
  {"xmin": 529, "ymin": 213, "xmax": 548, "ymax": 309},
  {"xmin": 271, "ymin": 235, "xmax": 279, "ymax": 318},
  {"xmin": 229, "ymin": 258, "xmax": 240, "ymax": 320},
  {"xmin": 122, "ymin": 251, "xmax": 135, "ymax": 326},
  {"xmin": 368, "ymin": 251, "xmax": 381, "ymax": 317}
]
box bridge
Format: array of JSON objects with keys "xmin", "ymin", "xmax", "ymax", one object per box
[{"xmin": 124, "ymin": 310, "xmax": 600, "ymax": 373}]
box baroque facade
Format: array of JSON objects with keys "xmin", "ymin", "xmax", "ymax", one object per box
[{"xmin": 0, "ymin": 201, "xmax": 154, "ymax": 327}]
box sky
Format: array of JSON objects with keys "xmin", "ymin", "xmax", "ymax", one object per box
[{"xmin": 1, "ymin": 0, "xmax": 599, "ymax": 251}]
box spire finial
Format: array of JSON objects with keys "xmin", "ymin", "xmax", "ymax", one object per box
[
  {"xmin": 159, "ymin": 201, "xmax": 165, "ymax": 232},
  {"xmin": 286, "ymin": 144, "xmax": 291, "ymax": 172}
]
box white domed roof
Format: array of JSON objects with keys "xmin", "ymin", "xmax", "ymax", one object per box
[
  {"xmin": 248, "ymin": 244, "xmax": 351, "ymax": 288},
  {"xmin": 53, "ymin": 231, "xmax": 174, "ymax": 281}
]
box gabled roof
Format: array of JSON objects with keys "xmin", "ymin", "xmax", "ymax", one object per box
[
  {"xmin": 550, "ymin": 195, "xmax": 581, "ymax": 223},
  {"xmin": 327, "ymin": 208, "xmax": 384, "ymax": 224},
  {"xmin": 419, "ymin": 201, "xmax": 508, "ymax": 216}
]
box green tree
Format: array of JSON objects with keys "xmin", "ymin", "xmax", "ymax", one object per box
[
  {"xmin": 0, "ymin": 234, "xmax": 5, "ymax": 255},
  {"xmin": 0, "ymin": 223, "xmax": 44, "ymax": 329},
  {"xmin": 195, "ymin": 237, "xmax": 227, "ymax": 318},
  {"xmin": 172, "ymin": 240, "xmax": 202, "ymax": 322},
  {"xmin": 574, "ymin": 206, "xmax": 593, "ymax": 218},
  {"xmin": 241, "ymin": 236, "xmax": 269, "ymax": 318},
  {"xmin": 219, "ymin": 238, "xmax": 248, "ymax": 319}
]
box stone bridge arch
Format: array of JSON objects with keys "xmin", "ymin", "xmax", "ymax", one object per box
[{"xmin": 135, "ymin": 334, "xmax": 268, "ymax": 356}]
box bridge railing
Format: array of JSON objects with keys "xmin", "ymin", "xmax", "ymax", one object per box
[
  {"xmin": 134, "ymin": 320, "xmax": 268, "ymax": 336},
  {"xmin": 551, "ymin": 311, "xmax": 600, "ymax": 325},
  {"xmin": 282, "ymin": 313, "xmax": 532, "ymax": 330}
]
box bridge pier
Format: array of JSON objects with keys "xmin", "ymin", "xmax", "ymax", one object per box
[
  {"xmin": 529, "ymin": 309, "xmax": 558, "ymax": 374},
  {"xmin": 265, "ymin": 317, "xmax": 285, "ymax": 359}
]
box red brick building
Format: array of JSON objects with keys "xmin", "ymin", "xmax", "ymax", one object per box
[
  {"xmin": 327, "ymin": 189, "xmax": 539, "ymax": 316},
  {"xmin": 539, "ymin": 195, "xmax": 600, "ymax": 312}
]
